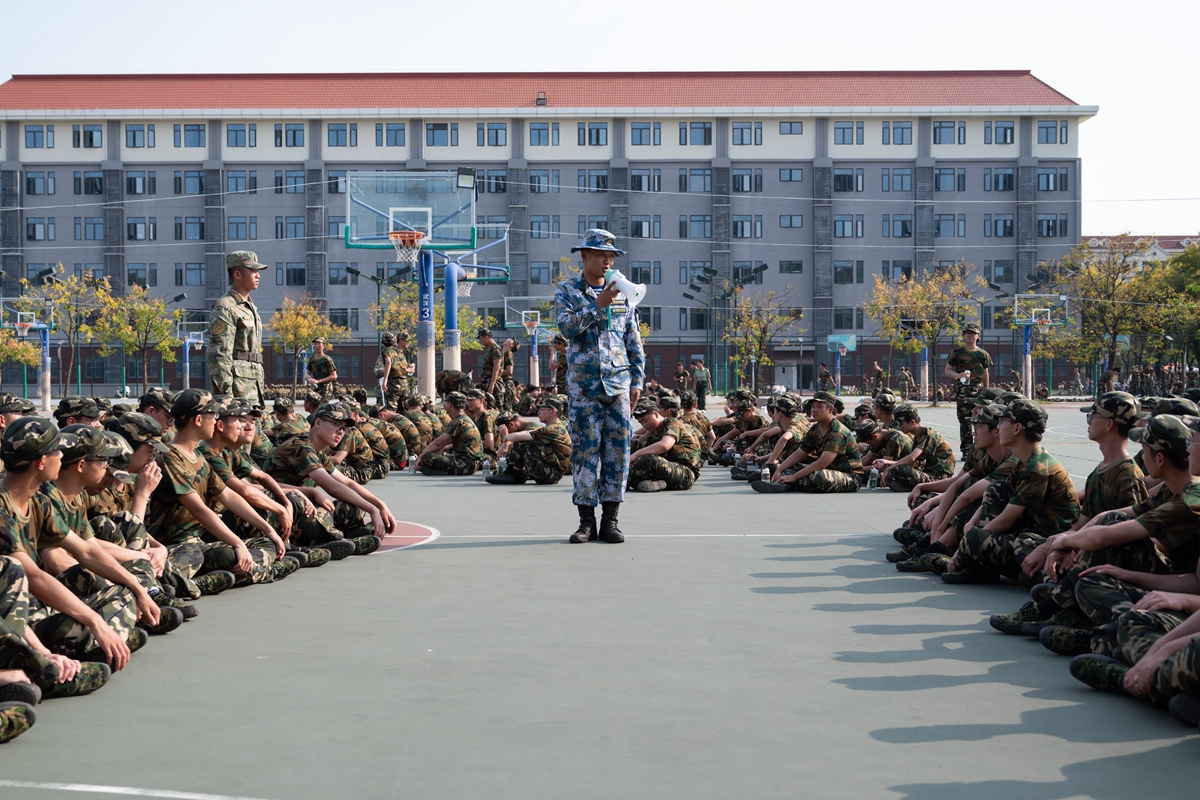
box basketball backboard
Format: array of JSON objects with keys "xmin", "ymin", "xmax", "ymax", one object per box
[
  {"xmin": 504, "ymin": 296, "xmax": 556, "ymax": 332},
  {"xmin": 1012, "ymin": 293, "xmax": 1072, "ymax": 327},
  {"xmin": 344, "ymin": 171, "xmax": 476, "ymax": 252}
]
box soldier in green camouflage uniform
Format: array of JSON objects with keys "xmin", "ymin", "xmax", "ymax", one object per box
[
  {"xmin": 499, "ymin": 338, "xmax": 519, "ymax": 412},
  {"xmin": 552, "ymin": 335, "xmax": 569, "ymax": 396},
  {"xmin": 137, "ymin": 387, "xmax": 176, "ymax": 445},
  {"xmin": 435, "ymin": 370, "xmax": 473, "ymax": 400},
  {"xmin": 379, "ymin": 332, "xmax": 410, "ymax": 412},
  {"xmin": 944, "ymin": 324, "xmax": 992, "ymax": 459},
  {"xmin": 478, "ymin": 329, "xmax": 504, "ymax": 400},
  {"xmin": 880, "ymin": 404, "xmax": 956, "ymax": 491},
  {"xmin": 486, "ymin": 395, "xmax": 572, "ymax": 485},
  {"xmin": 306, "ymin": 337, "xmax": 339, "ymax": 400},
  {"xmin": 208, "ymin": 251, "xmax": 268, "ymax": 409},
  {"xmin": 53, "ymin": 396, "xmax": 102, "ymax": 428},
  {"xmin": 463, "ymin": 389, "xmax": 498, "ymax": 467},
  {"xmin": 416, "ymin": 393, "xmax": 483, "ymax": 475},
  {"xmin": 857, "ymin": 418, "xmax": 913, "ymax": 468},
  {"xmin": 351, "ymin": 402, "xmax": 392, "ymax": 480},
  {"xmin": 330, "ymin": 401, "xmax": 377, "ymax": 485},
  {"xmin": 753, "ymin": 392, "xmax": 861, "ymax": 493},
  {"xmin": 627, "ymin": 397, "xmax": 702, "ymax": 492}
]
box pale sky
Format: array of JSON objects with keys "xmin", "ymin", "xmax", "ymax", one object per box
[{"xmin": 3, "ymin": 0, "xmax": 1196, "ymax": 236}]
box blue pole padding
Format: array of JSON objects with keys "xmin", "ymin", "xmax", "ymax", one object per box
[
  {"xmin": 418, "ymin": 251, "xmax": 434, "ymax": 328},
  {"xmin": 1024, "ymin": 325, "xmax": 1033, "ymax": 357},
  {"xmin": 444, "ymin": 263, "xmax": 460, "ymax": 331}
]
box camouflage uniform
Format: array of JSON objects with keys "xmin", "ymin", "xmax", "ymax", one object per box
[
  {"xmin": 248, "ymin": 419, "xmax": 274, "ymax": 468},
  {"xmin": 946, "ymin": 338, "xmax": 993, "ymax": 457},
  {"xmin": 505, "ymin": 402, "xmax": 573, "ymax": 485},
  {"xmin": 421, "ymin": 403, "xmax": 483, "ymax": 475},
  {"xmin": 499, "ymin": 349, "xmax": 516, "ymax": 411},
  {"xmin": 857, "ymin": 420, "xmax": 913, "ymax": 465},
  {"xmin": 554, "ymin": 344, "xmax": 569, "ymax": 395},
  {"xmin": 384, "ymin": 343, "xmax": 409, "ymax": 411},
  {"xmin": 435, "ymin": 370, "xmax": 474, "ymax": 399},
  {"xmin": 356, "ymin": 417, "xmax": 393, "ymax": 479},
  {"xmin": 208, "ymin": 251, "xmax": 268, "ymax": 408},
  {"xmin": 784, "ymin": 417, "xmax": 862, "ymax": 493},
  {"xmin": 556, "ymin": 267, "xmax": 645, "ymax": 508},
  {"xmin": 394, "ymin": 410, "xmax": 426, "ymax": 454},
  {"xmin": 885, "ymin": 407, "xmax": 956, "ymax": 491},
  {"xmin": 628, "ymin": 404, "xmax": 702, "ymax": 491},
  {"xmin": 374, "ymin": 417, "xmax": 409, "ymax": 469},
  {"xmin": 306, "ymin": 352, "xmax": 338, "ymax": 399},
  {"xmin": 335, "ymin": 424, "xmax": 376, "ymax": 485},
  {"xmin": 818, "ymin": 367, "xmax": 833, "ymax": 393}
]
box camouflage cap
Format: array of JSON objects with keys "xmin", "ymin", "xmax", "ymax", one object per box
[
  {"xmin": 1084, "ymin": 391, "xmax": 1141, "ymax": 425},
  {"xmin": 774, "ymin": 395, "xmax": 799, "ymax": 416},
  {"xmin": 633, "ymin": 397, "xmax": 662, "ymax": 417},
  {"xmin": 539, "ymin": 395, "xmax": 566, "ymax": 414},
  {"xmin": 1139, "ymin": 397, "xmax": 1200, "ymax": 420},
  {"xmin": 443, "ymin": 392, "xmax": 468, "ymax": 410},
  {"xmin": 101, "ymin": 431, "xmax": 136, "ymax": 484},
  {"xmin": 91, "ymin": 397, "xmax": 113, "ymax": 413},
  {"xmin": 341, "ymin": 399, "xmax": 362, "ymax": 415},
  {"xmin": 969, "ymin": 403, "xmax": 1007, "ymax": 426},
  {"xmin": 679, "ymin": 390, "xmax": 697, "ymax": 406},
  {"xmin": 998, "ymin": 391, "xmax": 1025, "ymax": 405},
  {"xmin": 811, "ymin": 391, "xmax": 839, "ymax": 407},
  {"xmin": 968, "ymin": 387, "xmax": 1004, "ymax": 406},
  {"xmin": 892, "ymin": 403, "xmax": 921, "ymax": 422},
  {"xmin": 210, "ymin": 395, "xmax": 239, "ymax": 418},
  {"xmin": 962, "ymin": 324, "xmax": 981, "ymax": 335},
  {"xmin": 110, "ymin": 403, "xmax": 131, "ymax": 418},
  {"xmin": 60, "ymin": 424, "xmax": 123, "ymax": 465},
  {"xmin": 1130, "ymin": 414, "xmax": 1194, "ymax": 458},
  {"xmin": 303, "ymin": 391, "xmax": 322, "ymax": 405},
  {"xmin": 735, "ymin": 399, "xmax": 757, "ymax": 414},
  {"xmin": 139, "ymin": 387, "xmax": 174, "ymax": 411},
  {"xmin": 226, "ymin": 250, "xmax": 267, "ymax": 271},
  {"xmin": 1, "ymin": 416, "xmax": 67, "ymax": 468},
  {"xmin": 397, "ymin": 331, "xmax": 410, "ymax": 341},
  {"xmin": 854, "ymin": 419, "xmax": 881, "ymax": 441},
  {"xmin": 476, "ymin": 328, "xmax": 493, "ymax": 339},
  {"xmin": 55, "ymin": 395, "xmax": 101, "ymax": 420},
  {"xmin": 658, "ymin": 395, "xmax": 681, "ymax": 410},
  {"xmin": 405, "ymin": 395, "xmax": 424, "ymax": 408},
  {"xmin": 495, "ymin": 411, "xmax": 518, "ymax": 427},
  {"xmin": 311, "ymin": 336, "xmax": 325, "ymax": 344},
  {"xmin": 171, "ymin": 388, "xmax": 221, "ymax": 420},
  {"xmin": 1002, "ymin": 397, "xmax": 1048, "ymax": 432},
  {"xmin": 463, "ymin": 388, "xmax": 486, "ymax": 401},
  {"xmin": 0, "ymin": 393, "xmax": 36, "ymax": 415},
  {"xmin": 105, "ymin": 411, "xmax": 169, "ymax": 453},
  {"xmin": 853, "ymin": 403, "xmax": 873, "ymax": 417},
  {"xmin": 832, "ymin": 396, "xmax": 845, "ymax": 413},
  {"xmin": 729, "ymin": 389, "xmax": 757, "ymax": 404},
  {"xmin": 873, "ymin": 390, "xmax": 897, "ymax": 411},
  {"xmin": 313, "ymin": 402, "xmax": 352, "ymax": 422},
  {"xmin": 273, "ymin": 396, "xmax": 295, "ymax": 412},
  {"xmin": 1182, "ymin": 388, "xmax": 1200, "ymax": 404},
  {"xmin": 381, "ymin": 332, "xmax": 396, "ymax": 346}
]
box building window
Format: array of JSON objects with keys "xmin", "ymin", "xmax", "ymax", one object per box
[
  {"xmin": 327, "ymin": 170, "xmax": 347, "ymax": 194},
  {"xmin": 530, "ymin": 123, "xmax": 550, "ymax": 146},
  {"xmin": 890, "ymin": 169, "xmax": 912, "ymax": 192},
  {"xmin": 780, "ymin": 122, "xmax": 802, "ymax": 135},
  {"xmin": 732, "ymin": 169, "xmax": 752, "ymax": 192},
  {"xmin": 780, "ymin": 261, "xmax": 803, "ymax": 274},
  {"xmin": 286, "ymin": 217, "xmax": 304, "ymax": 239},
  {"xmin": 586, "ymin": 122, "xmax": 606, "ymax": 146},
  {"xmin": 934, "ymin": 214, "xmax": 955, "ymax": 237},
  {"xmin": 125, "ymin": 124, "xmax": 147, "ymax": 148},
  {"xmin": 1038, "ymin": 214, "xmax": 1059, "ymax": 237},
  {"xmin": 892, "ymin": 215, "xmax": 913, "ymax": 238},
  {"xmin": 483, "ymin": 170, "xmax": 507, "ymax": 193},
  {"xmin": 285, "ymin": 263, "xmax": 306, "ymax": 286},
  {"xmin": 530, "ymin": 170, "xmax": 550, "ymax": 193},
  {"xmin": 530, "ymin": 262, "xmax": 551, "ymax": 285},
  {"xmin": 732, "ymin": 122, "xmax": 754, "ymax": 145},
  {"xmin": 1037, "ymin": 121, "xmax": 1058, "ymax": 144},
  {"xmin": 834, "ymin": 307, "xmax": 855, "ymax": 329},
  {"xmin": 688, "ymin": 216, "xmax": 712, "ymax": 239},
  {"xmin": 73, "ymin": 124, "xmax": 102, "ymax": 148},
  {"xmin": 25, "ymin": 218, "xmax": 53, "ymax": 241},
  {"xmin": 833, "ymin": 169, "xmax": 854, "ymax": 192},
  {"xmin": 888, "ymin": 260, "xmax": 913, "ymax": 282},
  {"xmin": 630, "ymin": 122, "xmax": 652, "ymax": 146},
  {"xmin": 993, "ymin": 260, "xmax": 1014, "ymax": 283},
  {"xmin": 226, "ymin": 171, "xmax": 248, "ymax": 194},
  {"xmin": 227, "ymin": 123, "xmax": 250, "ymax": 147},
  {"xmin": 328, "ymin": 262, "xmax": 349, "ymax": 285},
  {"xmin": 328, "ymin": 216, "xmax": 345, "ymax": 239},
  {"xmin": 779, "ymin": 168, "xmax": 803, "ymax": 182},
  {"xmin": 285, "ymin": 170, "xmax": 304, "ymax": 193},
  {"xmin": 935, "ymin": 168, "xmax": 955, "ymax": 192},
  {"xmin": 630, "ymin": 216, "xmax": 651, "ymax": 238},
  {"xmin": 731, "ymin": 216, "xmax": 753, "ymax": 238},
  {"xmin": 993, "ymin": 168, "xmax": 1014, "ymax": 192},
  {"xmin": 426, "ymin": 123, "xmax": 457, "ymax": 147},
  {"xmin": 686, "ymin": 169, "xmax": 711, "ymax": 193},
  {"xmin": 630, "ymin": 169, "xmax": 651, "ymax": 192},
  {"xmin": 932, "ymin": 121, "xmax": 955, "ymax": 144},
  {"xmin": 228, "ymin": 217, "xmax": 248, "ymax": 240},
  {"xmin": 891, "ymin": 122, "xmax": 912, "ymax": 145},
  {"xmin": 682, "ymin": 121, "xmax": 710, "ymax": 145},
  {"xmin": 834, "ymin": 261, "xmax": 855, "ymax": 284},
  {"xmin": 25, "ymin": 172, "xmax": 48, "ymax": 194},
  {"xmin": 182, "ymin": 124, "xmax": 205, "ymax": 147},
  {"xmin": 127, "ymin": 263, "xmax": 157, "ymax": 289},
  {"xmin": 126, "ymin": 217, "xmax": 155, "ymax": 241},
  {"xmin": 25, "ymin": 125, "xmax": 47, "ymax": 148},
  {"xmin": 778, "ymin": 214, "xmax": 804, "ymax": 229},
  {"xmin": 994, "ymin": 121, "xmax": 1015, "ymax": 144},
  {"xmin": 833, "ymin": 215, "xmax": 855, "ymax": 238},
  {"xmin": 993, "ymin": 214, "xmax": 1014, "ymax": 237},
  {"xmin": 1037, "ymin": 168, "xmax": 1057, "ymax": 191},
  {"xmin": 834, "ymin": 121, "xmax": 854, "ymax": 145},
  {"xmin": 588, "ymin": 170, "xmax": 608, "ymax": 192},
  {"xmin": 175, "ymin": 263, "xmax": 206, "ymax": 287},
  {"xmin": 531, "ymin": 216, "xmax": 551, "ymax": 238}
]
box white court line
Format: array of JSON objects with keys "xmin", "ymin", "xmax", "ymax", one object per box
[
  {"xmin": 373, "ymin": 522, "xmax": 441, "ymax": 554},
  {"xmin": 0, "ymin": 780, "xmax": 272, "ymax": 800}
]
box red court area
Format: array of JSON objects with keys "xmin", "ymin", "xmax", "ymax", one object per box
[{"xmin": 375, "ymin": 520, "xmax": 440, "ymax": 553}]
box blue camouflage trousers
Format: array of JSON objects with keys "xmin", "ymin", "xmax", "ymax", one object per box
[{"xmin": 568, "ymin": 392, "xmax": 631, "ymax": 507}]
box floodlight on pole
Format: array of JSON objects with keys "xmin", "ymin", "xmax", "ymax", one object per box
[
  {"xmin": 456, "ymin": 167, "xmax": 477, "ymax": 190},
  {"xmin": 682, "ymin": 292, "xmax": 696, "ymax": 301},
  {"xmin": 169, "ymin": 293, "xmax": 187, "ymax": 305}
]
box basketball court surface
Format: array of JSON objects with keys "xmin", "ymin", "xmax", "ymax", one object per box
[{"xmin": 2, "ymin": 404, "xmax": 1197, "ymax": 799}]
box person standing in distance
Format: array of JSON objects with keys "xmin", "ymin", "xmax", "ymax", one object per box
[
  {"xmin": 306, "ymin": 337, "xmax": 339, "ymax": 400},
  {"xmin": 557, "ymin": 229, "xmax": 645, "ymax": 544},
  {"xmin": 209, "ymin": 251, "xmax": 267, "ymax": 408},
  {"xmin": 944, "ymin": 324, "xmax": 992, "ymax": 459}
]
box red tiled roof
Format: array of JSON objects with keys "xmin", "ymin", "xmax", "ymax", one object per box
[
  {"xmin": 1084, "ymin": 236, "xmax": 1198, "ymax": 250},
  {"xmin": 0, "ymin": 71, "xmax": 1080, "ymax": 111}
]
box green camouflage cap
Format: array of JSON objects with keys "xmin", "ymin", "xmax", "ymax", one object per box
[
  {"xmin": 210, "ymin": 395, "xmax": 239, "ymax": 418},
  {"xmin": 303, "ymin": 391, "xmax": 322, "ymax": 405},
  {"xmin": 539, "ymin": 395, "xmax": 566, "ymax": 414},
  {"xmin": 55, "ymin": 395, "xmax": 101, "ymax": 420},
  {"xmin": 811, "ymin": 391, "xmax": 839, "ymax": 407},
  {"xmin": 110, "ymin": 403, "xmax": 131, "ymax": 418},
  {"xmin": 729, "ymin": 389, "xmax": 757, "ymax": 404},
  {"xmin": 962, "ymin": 324, "xmax": 981, "ymax": 335},
  {"xmin": 139, "ymin": 387, "xmax": 174, "ymax": 411},
  {"xmin": 106, "ymin": 411, "xmax": 169, "ymax": 453},
  {"xmin": 854, "ymin": 419, "xmax": 881, "ymax": 440},
  {"xmin": 873, "ymin": 390, "xmax": 897, "ymax": 411},
  {"xmin": 1002, "ymin": 397, "xmax": 1048, "ymax": 432},
  {"xmin": 476, "ymin": 328, "xmax": 493, "ymax": 339},
  {"xmin": 633, "ymin": 397, "xmax": 662, "ymax": 417},
  {"xmin": 341, "ymin": 399, "xmax": 362, "ymax": 415},
  {"xmin": 968, "ymin": 387, "xmax": 1004, "ymax": 406},
  {"xmin": 273, "ymin": 396, "xmax": 295, "ymax": 412},
  {"xmin": 1130, "ymin": 414, "xmax": 1193, "ymax": 458},
  {"xmin": 101, "ymin": 431, "xmax": 136, "ymax": 484},
  {"xmin": 171, "ymin": 389, "xmax": 221, "ymax": 420},
  {"xmin": 1182, "ymin": 388, "xmax": 1200, "ymax": 405},
  {"xmin": 775, "ymin": 395, "xmax": 800, "ymax": 416},
  {"xmin": 1138, "ymin": 397, "xmax": 1200, "ymax": 420},
  {"xmin": 396, "ymin": 331, "xmax": 410, "ymax": 341},
  {"xmin": 832, "ymin": 396, "xmax": 845, "ymax": 413},
  {"xmin": 1084, "ymin": 392, "xmax": 1141, "ymax": 425},
  {"xmin": 225, "ymin": 250, "xmax": 267, "ymax": 270},
  {"xmin": 313, "ymin": 402, "xmax": 352, "ymax": 422},
  {"xmin": 91, "ymin": 397, "xmax": 113, "ymax": 413},
  {"xmin": 60, "ymin": 424, "xmax": 123, "ymax": 465},
  {"xmin": 735, "ymin": 399, "xmax": 758, "ymax": 414},
  {"xmin": 311, "ymin": 336, "xmax": 326, "ymax": 344},
  {"xmin": 463, "ymin": 388, "xmax": 486, "ymax": 401},
  {"xmin": 1, "ymin": 416, "xmax": 67, "ymax": 468},
  {"xmin": 494, "ymin": 411, "xmax": 518, "ymax": 427},
  {"xmin": 998, "ymin": 391, "xmax": 1024, "ymax": 405},
  {"xmin": 0, "ymin": 393, "xmax": 36, "ymax": 415},
  {"xmin": 892, "ymin": 403, "xmax": 921, "ymax": 422},
  {"xmin": 969, "ymin": 403, "xmax": 1007, "ymax": 426},
  {"xmin": 658, "ymin": 395, "xmax": 681, "ymax": 410},
  {"xmin": 443, "ymin": 392, "xmax": 468, "ymax": 410},
  {"xmin": 381, "ymin": 332, "xmax": 397, "ymax": 346},
  {"xmin": 853, "ymin": 403, "xmax": 874, "ymax": 417},
  {"xmin": 680, "ymin": 390, "xmax": 697, "ymax": 406}
]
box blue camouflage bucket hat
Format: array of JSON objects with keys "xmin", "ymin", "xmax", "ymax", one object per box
[{"xmin": 571, "ymin": 228, "xmax": 626, "ymax": 257}]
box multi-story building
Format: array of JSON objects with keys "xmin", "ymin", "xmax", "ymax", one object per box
[{"xmin": 0, "ymin": 71, "xmax": 1094, "ymax": 393}]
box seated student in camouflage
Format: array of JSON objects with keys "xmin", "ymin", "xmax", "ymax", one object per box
[
  {"xmin": 516, "ymin": 386, "xmax": 542, "ymax": 417},
  {"xmin": 734, "ymin": 394, "xmax": 809, "ymax": 480},
  {"xmin": 714, "ymin": 400, "xmax": 768, "ymax": 464},
  {"xmin": 627, "ymin": 397, "xmax": 703, "ymax": 492},
  {"xmin": 402, "ymin": 396, "xmax": 435, "ymax": 452},
  {"xmin": 857, "ymin": 418, "xmax": 913, "ymax": 470},
  {"xmin": 877, "ymin": 404, "xmax": 956, "ymax": 492},
  {"xmin": 145, "ymin": 389, "xmax": 284, "ymax": 599},
  {"xmin": 54, "ymin": 396, "xmax": 103, "ymax": 430},
  {"xmin": 989, "ymin": 392, "xmax": 1150, "ymax": 637},
  {"xmin": 346, "ymin": 402, "xmax": 392, "ymax": 481},
  {"xmin": 464, "ymin": 389, "xmax": 498, "ymax": 467},
  {"xmin": 1037, "ymin": 414, "xmax": 1200, "ymax": 659},
  {"xmin": 872, "ymin": 390, "xmax": 899, "ymax": 431},
  {"xmin": 435, "ymin": 369, "xmax": 474, "ymax": 399},
  {"xmin": 678, "ymin": 391, "xmax": 715, "ymax": 456},
  {"xmin": 939, "ymin": 398, "xmax": 1079, "ymax": 585},
  {"xmin": 752, "ymin": 392, "xmax": 862, "ymax": 494},
  {"xmin": 487, "ymin": 395, "xmax": 572, "ymax": 486},
  {"xmin": 137, "ymin": 388, "xmax": 176, "ymax": 444},
  {"xmin": 302, "ymin": 391, "xmax": 322, "ymax": 426},
  {"xmin": 416, "ymin": 393, "xmax": 484, "ymax": 476},
  {"xmin": 267, "ymin": 403, "xmax": 396, "ymax": 550},
  {"xmin": 328, "ymin": 401, "xmax": 377, "ymax": 485},
  {"xmin": 0, "ymin": 418, "xmax": 136, "ymax": 672},
  {"xmin": 373, "ymin": 406, "xmax": 418, "ymax": 468},
  {"xmin": 0, "ymin": 393, "xmax": 38, "ymax": 435},
  {"xmin": 196, "ymin": 398, "xmax": 312, "ymax": 574},
  {"xmin": 271, "ymin": 396, "xmax": 309, "ymax": 444}
]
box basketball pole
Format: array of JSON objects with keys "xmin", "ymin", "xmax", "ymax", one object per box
[
  {"xmin": 442, "ymin": 263, "xmax": 462, "ymax": 373},
  {"xmin": 1023, "ymin": 325, "xmax": 1034, "ymax": 400},
  {"xmin": 417, "ymin": 251, "xmax": 435, "ymax": 399}
]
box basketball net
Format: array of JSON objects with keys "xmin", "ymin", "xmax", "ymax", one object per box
[
  {"xmin": 1036, "ymin": 319, "xmax": 1051, "ymax": 337},
  {"xmin": 13, "ymin": 322, "xmax": 31, "ymax": 340},
  {"xmin": 522, "ymin": 319, "xmax": 539, "ymax": 337},
  {"xmin": 388, "ymin": 230, "xmax": 426, "ymax": 266}
]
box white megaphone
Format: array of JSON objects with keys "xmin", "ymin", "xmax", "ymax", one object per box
[{"xmin": 603, "ymin": 268, "xmax": 647, "ymax": 309}]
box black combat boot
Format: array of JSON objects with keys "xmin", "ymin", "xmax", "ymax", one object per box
[
  {"xmin": 599, "ymin": 501, "xmax": 624, "ymax": 544},
  {"xmin": 569, "ymin": 505, "xmax": 597, "ymax": 543}
]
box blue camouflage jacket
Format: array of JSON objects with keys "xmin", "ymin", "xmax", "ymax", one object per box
[{"xmin": 556, "ymin": 274, "xmax": 645, "ymax": 398}]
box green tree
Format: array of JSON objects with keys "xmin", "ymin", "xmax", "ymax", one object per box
[
  {"xmin": 15, "ymin": 263, "xmax": 103, "ymax": 395},
  {"xmin": 0, "ymin": 328, "xmax": 41, "ymax": 393},
  {"xmin": 724, "ymin": 286, "xmax": 804, "ymax": 393},
  {"xmin": 368, "ymin": 279, "xmax": 486, "ymax": 350},
  {"xmin": 266, "ymin": 294, "xmax": 350, "ymax": 401},
  {"xmin": 90, "ymin": 284, "xmax": 183, "ymax": 395}
]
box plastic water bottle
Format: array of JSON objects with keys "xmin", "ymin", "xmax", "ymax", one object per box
[
  {"xmin": 407, "ymin": 460, "xmax": 416, "ymax": 475},
  {"xmin": 868, "ymin": 467, "xmax": 879, "ymax": 490},
  {"xmin": 498, "ymin": 457, "xmax": 507, "ymax": 475},
  {"xmin": 482, "ymin": 462, "xmax": 491, "ymax": 480},
  {"xmin": 761, "ymin": 465, "xmax": 771, "ymax": 482}
]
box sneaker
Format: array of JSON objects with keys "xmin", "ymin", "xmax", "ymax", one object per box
[
  {"xmin": 0, "ymin": 702, "xmax": 35, "ymax": 744},
  {"xmin": 194, "ymin": 570, "xmax": 236, "ymax": 596},
  {"xmin": 1069, "ymin": 654, "xmax": 1129, "ymax": 693},
  {"xmin": 300, "ymin": 547, "xmax": 330, "ymax": 567},
  {"xmin": 1167, "ymin": 693, "xmax": 1200, "ymax": 727},
  {"xmin": 152, "ymin": 591, "xmax": 197, "ymax": 619},
  {"xmin": 127, "ymin": 628, "xmax": 149, "ymax": 654},
  {"xmin": 486, "ymin": 472, "xmax": 525, "ymax": 485},
  {"xmin": 1022, "ymin": 607, "xmax": 1092, "ymax": 637},
  {"xmin": 1039, "ymin": 625, "xmax": 1095, "ymax": 657},
  {"xmin": 143, "ymin": 606, "xmax": 184, "ymax": 636},
  {"xmin": 0, "ymin": 682, "xmax": 40, "ymax": 706},
  {"xmin": 730, "ymin": 470, "xmax": 752, "ymax": 481},
  {"xmin": 1029, "ymin": 583, "xmax": 1057, "ymax": 604},
  {"xmin": 350, "ymin": 535, "xmax": 381, "ymax": 556},
  {"xmin": 989, "ymin": 601, "xmax": 1046, "ymax": 635},
  {"xmin": 283, "ymin": 550, "xmax": 309, "ymax": 568},
  {"xmin": 921, "ymin": 553, "xmax": 952, "ymax": 575},
  {"xmin": 886, "ymin": 543, "xmax": 917, "ymax": 563},
  {"xmin": 750, "ymin": 480, "xmax": 789, "ymax": 494},
  {"xmin": 43, "ymin": 662, "xmax": 110, "ymax": 699},
  {"xmin": 270, "ymin": 557, "xmax": 300, "ymax": 580},
  {"xmin": 895, "ymin": 556, "xmax": 929, "ymax": 573},
  {"xmin": 636, "ymin": 480, "xmax": 667, "ymax": 493},
  {"xmin": 893, "ymin": 527, "xmax": 926, "ymax": 546},
  {"xmin": 941, "ymin": 571, "xmax": 1000, "ymax": 584},
  {"xmin": 321, "ymin": 540, "xmax": 356, "ymax": 561}
]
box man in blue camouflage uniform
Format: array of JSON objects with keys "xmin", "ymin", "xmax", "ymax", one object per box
[{"xmin": 556, "ymin": 229, "xmax": 645, "ymax": 544}]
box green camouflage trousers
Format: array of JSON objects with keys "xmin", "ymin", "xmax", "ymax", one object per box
[
  {"xmin": 338, "ymin": 462, "xmax": 373, "ymax": 485},
  {"xmin": 628, "ymin": 454, "xmax": 696, "ymax": 490},
  {"xmin": 956, "ymin": 526, "xmax": 1045, "ymax": 582},
  {"xmin": 956, "ymin": 391, "xmax": 975, "ymax": 457},
  {"xmin": 384, "ymin": 375, "xmax": 408, "ymax": 412},
  {"xmin": 507, "ymin": 440, "xmax": 566, "ymax": 485},
  {"xmin": 498, "ymin": 378, "xmax": 516, "ymax": 412},
  {"xmin": 0, "ymin": 557, "xmax": 59, "ymax": 687},
  {"xmin": 784, "ymin": 468, "xmax": 860, "ymax": 494},
  {"xmin": 28, "ymin": 567, "xmax": 138, "ymax": 660},
  {"xmin": 91, "ymin": 512, "xmax": 201, "ymax": 600},
  {"xmin": 1047, "ymin": 513, "xmax": 1170, "ymax": 611},
  {"xmin": 1075, "ymin": 572, "xmax": 1150, "ymax": 627},
  {"xmin": 421, "ymin": 452, "xmax": 479, "ymax": 475},
  {"xmin": 1116, "ymin": 609, "xmax": 1190, "ymax": 666},
  {"xmin": 163, "ymin": 539, "xmax": 259, "ymax": 599},
  {"xmin": 886, "ymin": 465, "xmax": 938, "ymax": 493}
]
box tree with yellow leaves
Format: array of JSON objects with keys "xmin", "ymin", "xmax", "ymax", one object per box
[
  {"xmin": 368, "ymin": 279, "xmax": 486, "ymax": 351},
  {"xmin": 0, "ymin": 328, "xmax": 41, "ymax": 393},
  {"xmin": 15, "ymin": 263, "xmax": 103, "ymax": 395},
  {"xmin": 724, "ymin": 286, "xmax": 804, "ymax": 393},
  {"xmin": 266, "ymin": 294, "xmax": 350, "ymax": 400},
  {"xmin": 90, "ymin": 284, "xmax": 183, "ymax": 396},
  {"xmin": 863, "ymin": 260, "xmax": 986, "ymax": 405}
]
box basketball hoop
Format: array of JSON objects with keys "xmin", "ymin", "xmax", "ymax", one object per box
[
  {"xmin": 457, "ymin": 277, "xmax": 474, "ymax": 299},
  {"xmin": 1036, "ymin": 319, "xmax": 1052, "ymax": 337},
  {"xmin": 522, "ymin": 319, "xmax": 539, "ymax": 337},
  {"xmin": 388, "ymin": 230, "xmax": 426, "ymax": 266},
  {"xmin": 837, "ymin": 344, "xmax": 848, "ymax": 357},
  {"xmin": 13, "ymin": 322, "xmax": 31, "ymax": 340}
]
